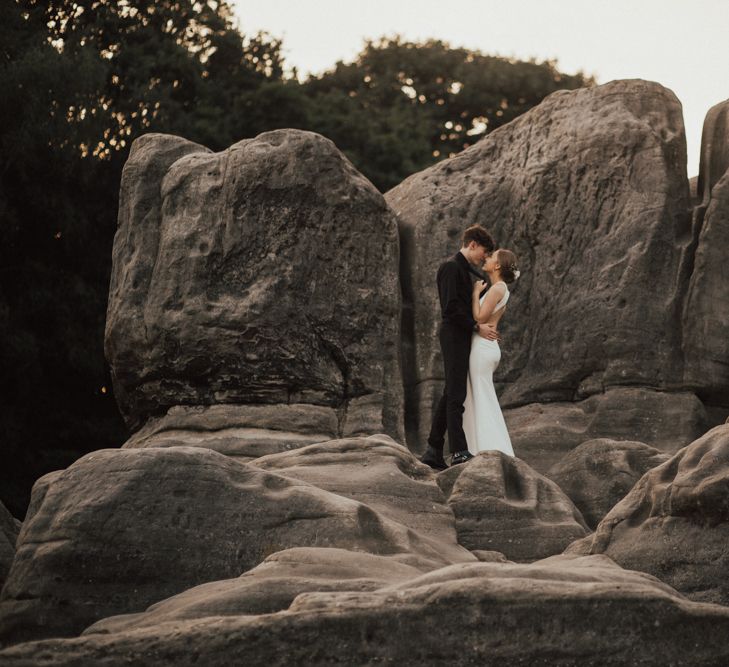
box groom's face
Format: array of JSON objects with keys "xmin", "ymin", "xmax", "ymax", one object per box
[{"xmin": 470, "ymin": 242, "xmax": 491, "ymax": 265}]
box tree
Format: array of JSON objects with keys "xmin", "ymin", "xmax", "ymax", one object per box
[
  {"xmin": 302, "ymin": 37, "xmax": 595, "ymax": 190},
  {"xmin": 0, "ymin": 1, "xmax": 117, "ymax": 518},
  {"xmin": 0, "ymin": 1, "xmax": 288, "ymax": 518},
  {"xmin": 26, "ymin": 0, "xmax": 285, "ymax": 154}
]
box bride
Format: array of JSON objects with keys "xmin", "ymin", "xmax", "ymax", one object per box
[{"xmin": 462, "ymin": 249, "xmax": 519, "ymax": 456}]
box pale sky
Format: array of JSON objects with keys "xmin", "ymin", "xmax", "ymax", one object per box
[{"xmin": 229, "ymin": 0, "xmax": 729, "ymax": 176}]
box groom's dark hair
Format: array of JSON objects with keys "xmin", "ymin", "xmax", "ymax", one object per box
[{"xmin": 461, "ymin": 225, "xmax": 495, "ymax": 252}]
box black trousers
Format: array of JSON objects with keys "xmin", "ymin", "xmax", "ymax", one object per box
[{"xmin": 427, "ymin": 323, "xmax": 471, "ymax": 454}]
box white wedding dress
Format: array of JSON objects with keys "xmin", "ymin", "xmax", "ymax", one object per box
[{"xmin": 462, "ymin": 281, "xmax": 515, "ymax": 456}]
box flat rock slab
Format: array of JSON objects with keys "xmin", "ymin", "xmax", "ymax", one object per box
[
  {"xmin": 0, "ymin": 445, "xmax": 461, "ymax": 645},
  {"xmin": 122, "ymin": 403, "xmax": 340, "ymax": 460},
  {"xmin": 437, "ymin": 451, "xmax": 589, "ymax": 561},
  {"xmin": 572, "ymin": 423, "xmax": 729, "ymax": 605},
  {"xmin": 548, "ymin": 438, "xmax": 670, "ymax": 528},
  {"xmin": 105, "ymin": 130, "xmax": 403, "ymax": 439},
  {"xmin": 4, "ymin": 555, "xmax": 729, "ymax": 665},
  {"xmin": 386, "ymin": 79, "xmax": 691, "ymax": 451}
]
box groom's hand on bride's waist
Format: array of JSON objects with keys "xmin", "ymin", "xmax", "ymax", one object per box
[{"xmin": 477, "ymin": 323, "xmax": 500, "ymax": 341}]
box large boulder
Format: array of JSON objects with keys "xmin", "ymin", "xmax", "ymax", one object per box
[
  {"xmin": 547, "ymin": 438, "xmax": 670, "ymax": 528},
  {"xmin": 437, "ymin": 452, "xmax": 589, "ymax": 561},
  {"xmin": 682, "ymin": 98, "xmax": 729, "ymax": 405},
  {"xmin": 386, "ymin": 79, "xmax": 696, "ymax": 454},
  {"xmin": 105, "ymin": 130, "xmax": 403, "ymax": 442},
  {"xmin": 571, "ymin": 423, "xmax": 729, "ymax": 605},
  {"xmin": 4, "ymin": 555, "xmax": 729, "ymax": 665},
  {"xmin": 0, "ymin": 444, "xmax": 467, "ymax": 645}
]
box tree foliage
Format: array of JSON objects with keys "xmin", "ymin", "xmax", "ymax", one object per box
[
  {"xmin": 0, "ymin": 1, "xmax": 594, "ymax": 517},
  {"xmin": 302, "ymin": 38, "xmax": 593, "ymax": 190},
  {"xmin": 1, "ymin": 0, "xmax": 285, "ymax": 517}
]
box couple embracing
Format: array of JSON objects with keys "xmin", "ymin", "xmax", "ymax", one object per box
[{"xmin": 421, "ymin": 225, "xmax": 519, "ymax": 471}]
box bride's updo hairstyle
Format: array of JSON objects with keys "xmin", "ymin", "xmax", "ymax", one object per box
[{"xmin": 496, "ymin": 249, "xmax": 519, "ymax": 284}]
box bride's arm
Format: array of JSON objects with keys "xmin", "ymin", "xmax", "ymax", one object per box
[
  {"xmin": 473, "ymin": 283, "xmax": 506, "ymax": 324},
  {"xmin": 471, "ymin": 280, "xmax": 488, "ymax": 319},
  {"xmin": 471, "ymin": 284, "xmax": 482, "ymax": 320}
]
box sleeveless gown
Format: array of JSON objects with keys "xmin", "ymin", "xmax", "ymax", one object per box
[{"xmin": 462, "ymin": 282, "xmax": 515, "ymax": 456}]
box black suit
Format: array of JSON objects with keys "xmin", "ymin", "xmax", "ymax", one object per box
[{"xmin": 428, "ymin": 252, "xmax": 478, "ymax": 455}]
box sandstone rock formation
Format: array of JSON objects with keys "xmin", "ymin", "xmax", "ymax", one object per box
[
  {"xmin": 437, "ymin": 451, "xmax": 589, "ymax": 561},
  {"xmin": 571, "ymin": 423, "xmax": 729, "ymax": 605},
  {"xmin": 4, "ymin": 555, "xmax": 729, "ymax": 665},
  {"xmin": 548, "ymin": 438, "xmax": 670, "ymax": 528},
  {"xmin": 253, "ymin": 434, "xmax": 466, "ymax": 557},
  {"xmin": 122, "ymin": 404, "xmax": 341, "ymax": 460},
  {"xmin": 504, "ymin": 387, "xmax": 704, "ymax": 472},
  {"xmin": 5, "ymin": 84, "xmax": 729, "ymax": 665},
  {"xmin": 0, "ymin": 502, "xmax": 19, "ymax": 590},
  {"xmin": 682, "ymin": 98, "xmax": 729, "ymax": 405},
  {"xmin": 386, "ymin": 79, "xmax": 726, "ymax": 460},
  {"xmin": 105, "ymin": 130, "xmax": 403, "ymax": 443},
  {"xmin": 0, "ymin": 443, "xmax": 470, "ymax": 645},
  {"xmin": 83, "ymin": 547, "xmax": 429, "ymax": 634}
]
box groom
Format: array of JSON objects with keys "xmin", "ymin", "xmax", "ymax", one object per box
[{"xmin": 421, "ymin": 225, "xmax": 497, "ymax": 470}]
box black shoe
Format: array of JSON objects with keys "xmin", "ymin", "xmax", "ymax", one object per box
[
  {"xmin": 420, "ymin": 446, "xmax": 447, "ymax": 471},
  {"xmin": 450, "ymin": 450, "xmax": 474, "ymax": 466}
]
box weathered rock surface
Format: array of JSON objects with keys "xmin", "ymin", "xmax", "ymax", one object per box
[
  {"xmin": 548, "ymin": 438, "xmax": 670, "ymax": 528},
  {"xmin": 386, "ymin": 79, "xmax": 698, "ymax": 454},
  {"xmin": 437, "ymin": 452, "xmax": 589, "ymax": 561},
  {"xmin": 105, "ymin": 130, "xmax": 403, "ymax": 440},
  {"xmin": 124, "ymin": 429, "xmax": 464, "ymax": 555},
  {"xmin": 0, "ymin": 502, "xmax": 20, "ymax": 590},
  {"xmin": 0, "ymin": 444, "xmax": 467, "ymax": 645},
  {"xmin": 253, "ymin": 434, "xmax": 467, "ymax": 559},
  {"xmin": 122, "ymin": 404, "xmax": 339, "ymax": 460},
  {"xmin": 504, "ymin": 387, "xmax": 706, "ymax": 472},
  {"xmin": 4, "ymin": 555, "xmax": 729, "ymax": 666},
  {"xmin": 83, "ymin": 548, "xmax": 428, "ymax": 635},
  {"xmin": 7, "ymin": 85, "xmax": 729, "ymax": 665},
  {"xmin": 683, "ymin": 98, "xmax": 729, "ymax": 404},
  {"xmin": 571, "ymin": 423, "xmax": 729, "ymax": 605}
]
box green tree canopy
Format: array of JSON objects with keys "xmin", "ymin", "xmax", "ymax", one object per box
[
  {"xmin": 0, "ymin": 0, "xmax": 289, "ymax": 517},
  {"xmin": 302, "ymin": 37, "xmax": 595, "ymax": 190},
  {"xmin": 24, "ymin": 0, "xmax": 285, "ymax": 155}
]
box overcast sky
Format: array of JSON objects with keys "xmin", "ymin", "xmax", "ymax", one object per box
[{"xmin": 229, "ymin": 0, "xmax": 729, "ymax": 175}]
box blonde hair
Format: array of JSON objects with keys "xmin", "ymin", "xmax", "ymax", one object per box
[{"xmin": 496, "ymin": 249, "xmax": 519, "ymax": 284}]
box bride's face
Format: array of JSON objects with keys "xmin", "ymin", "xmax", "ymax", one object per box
[{"xmin": 483, "ymin": 252, "xmax": 500, "ymax": 273}]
